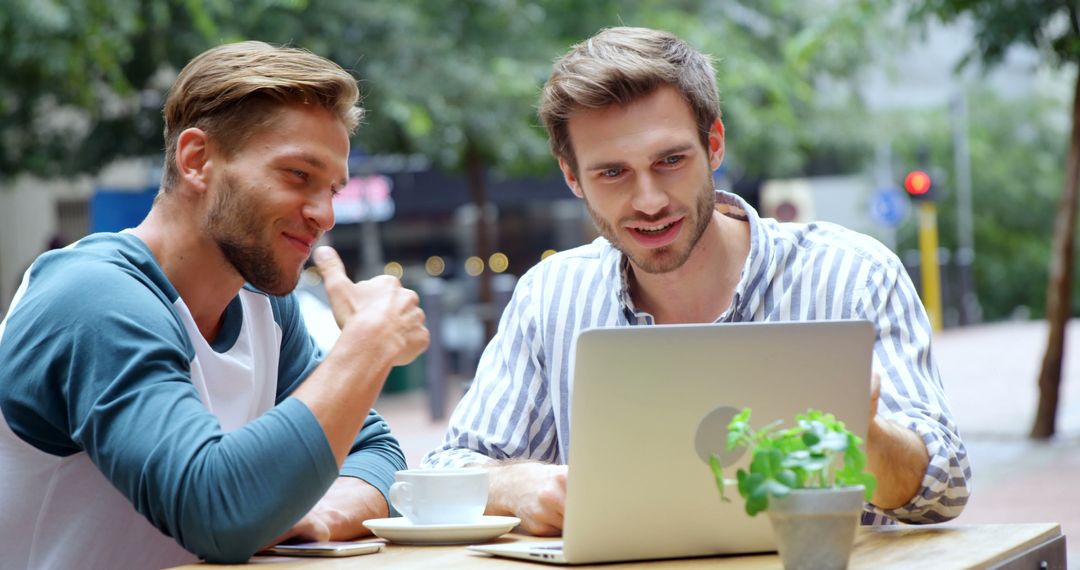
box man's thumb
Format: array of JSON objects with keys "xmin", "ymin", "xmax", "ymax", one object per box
[{"xmin": 313, "ymin": 246, "xmax": 346, "ymax": 283}]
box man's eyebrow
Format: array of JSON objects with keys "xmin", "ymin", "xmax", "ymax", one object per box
[
  {"xmin": 583, "ymin": 159, "xmax": 628, "ymax": 172},
  {"xmin": 650, "ymin": 143, "xmax": 695, "ymax": 162}
]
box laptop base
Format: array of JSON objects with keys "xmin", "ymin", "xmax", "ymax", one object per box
[{"xmin": 468, "ymin": 541, "xmax": 567, "ymax": 564}]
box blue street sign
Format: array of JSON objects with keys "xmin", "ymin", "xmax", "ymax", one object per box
[{"xmin": 869, "ymin": 187, "xmax": 909, "ymax": 228}]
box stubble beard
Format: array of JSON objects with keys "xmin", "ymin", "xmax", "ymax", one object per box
[
  {"xmin": 206, "ymin": 172, "xmax": 301, "ymax": 296},
  {"xmin": 585, "ymin": 177, "xmax": 716, "ymax": 275}
]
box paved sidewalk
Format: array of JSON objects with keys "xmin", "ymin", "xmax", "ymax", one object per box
[
  {"xmin": 935, "ymin": 319, "xmax": 1080, "ymax": 437},
  {"xmin": 934, "ymin": 320, "xmax": 1078, "ymax": 564},
  {"xmin": 376, "ymin": 319, "xmax": 1079, "ymax": 563}
]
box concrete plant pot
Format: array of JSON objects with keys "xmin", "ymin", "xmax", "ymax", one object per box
[{"xmin": 766, "ymin": 486, "xmax": 865, "ymax": 570}]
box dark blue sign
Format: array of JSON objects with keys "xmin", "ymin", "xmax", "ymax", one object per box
[
  {"xmin": 90, "ymin": 186, "xmax": 157, "ymax": 233},
  {"xmin": 869, "ymin": 187, "xmax": 909, "ymax": 228}
]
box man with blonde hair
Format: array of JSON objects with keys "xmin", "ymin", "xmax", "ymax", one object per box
[
  {"xmin": 426, "ymin": 26, "xmax": 969, "ymax": 535},
  {"xmin": 0, "ymin": 41, "xmax": 428, "ymax": 567}
]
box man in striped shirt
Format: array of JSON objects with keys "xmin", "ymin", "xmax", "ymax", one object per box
[{"xmin": 424, "ymin": 27, "xmax": 970, "ymax": 534}]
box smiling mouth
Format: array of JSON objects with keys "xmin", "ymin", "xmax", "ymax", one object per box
[
  {"xmin": 284, "ymin": 233, "xmax": 315, "ymax": 252},
  {"xmin": 632, "ymin": 220, "xmax": 677, "ymax": 235}
]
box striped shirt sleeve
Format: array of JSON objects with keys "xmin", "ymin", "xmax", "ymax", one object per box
[{"xmin": 856, "ymin": 252, "xmax": 971, "ymax": 523}]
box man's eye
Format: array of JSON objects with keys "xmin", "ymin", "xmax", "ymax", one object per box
[
  {"xmin": 662, "ymin": 155, "xmax": 684, "ymax": 166},
  {"xmin": 601, "ymin": 167, "xmax": 622, "ymax": 178},
  {"xmin": 291, "ymin": 169, "xmax": 309, "ymax": 180}
]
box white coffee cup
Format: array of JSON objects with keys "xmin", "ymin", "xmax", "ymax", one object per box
[{"xmin": 389, "ymin": 468, "xmax": 489, "ymax": 525}]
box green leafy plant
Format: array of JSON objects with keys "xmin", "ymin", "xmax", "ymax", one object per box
[{"xmin": 710, "ymin": 408, "xmax": 877, "ymax": 516}]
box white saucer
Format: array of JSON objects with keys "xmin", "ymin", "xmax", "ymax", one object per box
[{"xmin": 363, "ymin": 516, "xmax": 521, "ymax": 545}]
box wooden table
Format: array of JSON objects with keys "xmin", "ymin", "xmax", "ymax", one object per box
[{"xmin": 173, "ymin": 523, "xmax": 1065, "ymax": 569}]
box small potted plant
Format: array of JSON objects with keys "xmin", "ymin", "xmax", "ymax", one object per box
[{"xmin": 710, "ymin": 408, "xmax": 877, "ymax": 570}]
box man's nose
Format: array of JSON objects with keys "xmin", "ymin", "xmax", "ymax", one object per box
[
  {"xmin": 631, "ymin": 174, "xmax": 669, "ymax": 215},
  {"xmin": 305, "ymin": 190, "xmax": 336, "ymax": 232}
]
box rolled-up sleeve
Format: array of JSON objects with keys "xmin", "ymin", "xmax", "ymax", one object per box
[{"xmin": 858, "ymin": 259, "xmax": 971, "ymax": 523}]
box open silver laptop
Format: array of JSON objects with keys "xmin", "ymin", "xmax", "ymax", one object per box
[{"xmin": 469, "ymin": 320, "xmax": 874, "ymax": 565}]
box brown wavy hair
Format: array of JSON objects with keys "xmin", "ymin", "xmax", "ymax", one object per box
[
  {"xmin": 538, "ymin": 27, "xmax": 720, "ymax": 173},
  {"xmin": 161, "ymin": 41, "xmax": 361, "ymax": 191}
]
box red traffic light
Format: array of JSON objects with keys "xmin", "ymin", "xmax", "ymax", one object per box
[{"xmin": 904, "ymin": 170, "xmax": 932, "ymax": 196}]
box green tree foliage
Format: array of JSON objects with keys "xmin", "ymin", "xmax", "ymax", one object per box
[
  {"xmin": 2, "ymin": 0, "xmax": 891, "ymax": 182},
  {"xmin": 916, "ymin": 0, "xmax": 1080, "ymax": 67},
  {"xmin": 1, "ymin": 0, "xmax": 895, "ymax": 334},
  {"xmin": 707, "ymin": 1, "xmax": 892, "ymax": 180},
  {"xmin": 912, "ymin": 0, "xmax": 1079, "ymax": 438},
  {"xmin": 0, "ymin": 0, "xmax": 227, "ymax": 177},
  {"xmin": 890, "ymin": 90, "xmax": 1067, "ymax": 321}
]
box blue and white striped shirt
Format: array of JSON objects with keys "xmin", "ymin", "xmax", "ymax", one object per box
[{"xmin": 424, "ymin": 191, "xmax": 970, "ymax": 525}]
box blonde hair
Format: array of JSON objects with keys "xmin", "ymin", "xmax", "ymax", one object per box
[
  {"xmin": 538, "ymin": 27, "xmax": 720, "ymax": 173},
  {"xmin": 161, "ymin": 41, "xmax": 362, "ymax": 190}
]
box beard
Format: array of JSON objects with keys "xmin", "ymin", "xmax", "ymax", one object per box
[
  {"xmin": 205, "ymin": 172, "xmax": 302, "ymax": 296},
  {"xmin": 584, "ymin": 176, "xmax": 716, "ymax": 275}
]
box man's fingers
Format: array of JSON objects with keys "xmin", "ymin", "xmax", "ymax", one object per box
[
  {"xmin": 284, "ymin": 516, "xmax": 332, "ymax": 544},
  {"xmin": 368, "ymin": 273, "xmax": 402, "ymax": 288},
  {"xmin": 525, "ymin": 520, "xmax": 562, "ymax": 537},
  {"xmin": 308, "ymin": 518, "xmax": 332, "ymax": 543}
]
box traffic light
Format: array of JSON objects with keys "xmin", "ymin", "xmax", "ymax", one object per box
[{"xmin": 904, "ymin": 170, "xmax": 934, "ymax": 201}]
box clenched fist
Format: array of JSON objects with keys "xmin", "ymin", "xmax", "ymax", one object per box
[{"xmin": 314, "ymin": 246, "xmax": 429, "ymax": 367}]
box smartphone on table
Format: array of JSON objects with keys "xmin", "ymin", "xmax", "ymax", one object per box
[{"xmin": 260, "ymin": 540, "xmax": 384, "ymax": 557}]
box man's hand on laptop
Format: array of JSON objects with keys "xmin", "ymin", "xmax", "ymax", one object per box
[{"xmin": 484, "ymin": 462, "xmax": 567, "ymax": 536}]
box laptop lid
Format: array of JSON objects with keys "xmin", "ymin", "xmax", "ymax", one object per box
[{"xmin": 560, "ymin": 320, "xmax": 874, "ymax": 564}]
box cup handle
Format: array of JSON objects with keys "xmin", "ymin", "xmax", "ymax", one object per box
[{"xmin": 389, "ymin": 481, "xmax": 414, "ymax": 519}]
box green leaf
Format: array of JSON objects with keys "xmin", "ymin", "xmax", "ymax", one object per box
[
  {"xmin": 736, "ymin": 469, "xmax": 753, "ymax": 497},
  {"xmin": 750, "ymin": 450, "xmax": 773, "ymax": 479},
  {"xmin": 782, "ymin": 449, "xmax": 810, "ymax": 466},
  {"xmin": 709, "ymin": 454, "xmax": 729, "ymax": 502},
  {"xmin": 745, "ymin": 493, "xmax": 768, "ymax": 517},
  {"xmin": 761, "ymin": 479, "xmax": 792, "ymax": 498},
  {"xmin": 766, "ymin": 448, "xmax": 785, "ymax": 475},
  {"xmin": 802, "ymin": 456, "xmax": 831, "ymax": 473},
  {"xmin": 776, "ymin": 469, "xmax": 798, "ymax": 489},
  {"xmin": 726, "ymin": 427, "xmax": 743, "ymax": 451},
  {"xmin": 819, "ymin": 431, "xmax": 850, "ymax": 452}
]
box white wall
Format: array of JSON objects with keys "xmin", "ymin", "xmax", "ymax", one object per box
[{"xmin": 0, "ymin": 175, "xmax": 92, "ymax": 316}]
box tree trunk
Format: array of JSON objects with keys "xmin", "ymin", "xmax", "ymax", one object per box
[
  {"xmin": 1032, "ymin": 69, "xmax": 1080, "ymax": 439},
  {"xmin": 464, "ymin": 141, "xmax": 496, "ymax": 341}
]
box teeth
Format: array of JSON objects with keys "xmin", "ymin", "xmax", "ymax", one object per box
[{"xmin": 637, "ymin": 221, "xmax": 673, "ymax": 233}]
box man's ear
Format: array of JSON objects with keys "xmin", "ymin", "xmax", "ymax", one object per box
[
  {"xmin": 707, "ymin": 118, "xmax": 725, "ymax": 171},
  {"xmin": 175, "ymin": 127, "xmax": 213, "ymax": 194},
  {"xmin": 558, "ymin": 157, "xmax": 584, "ymax": 199}
]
